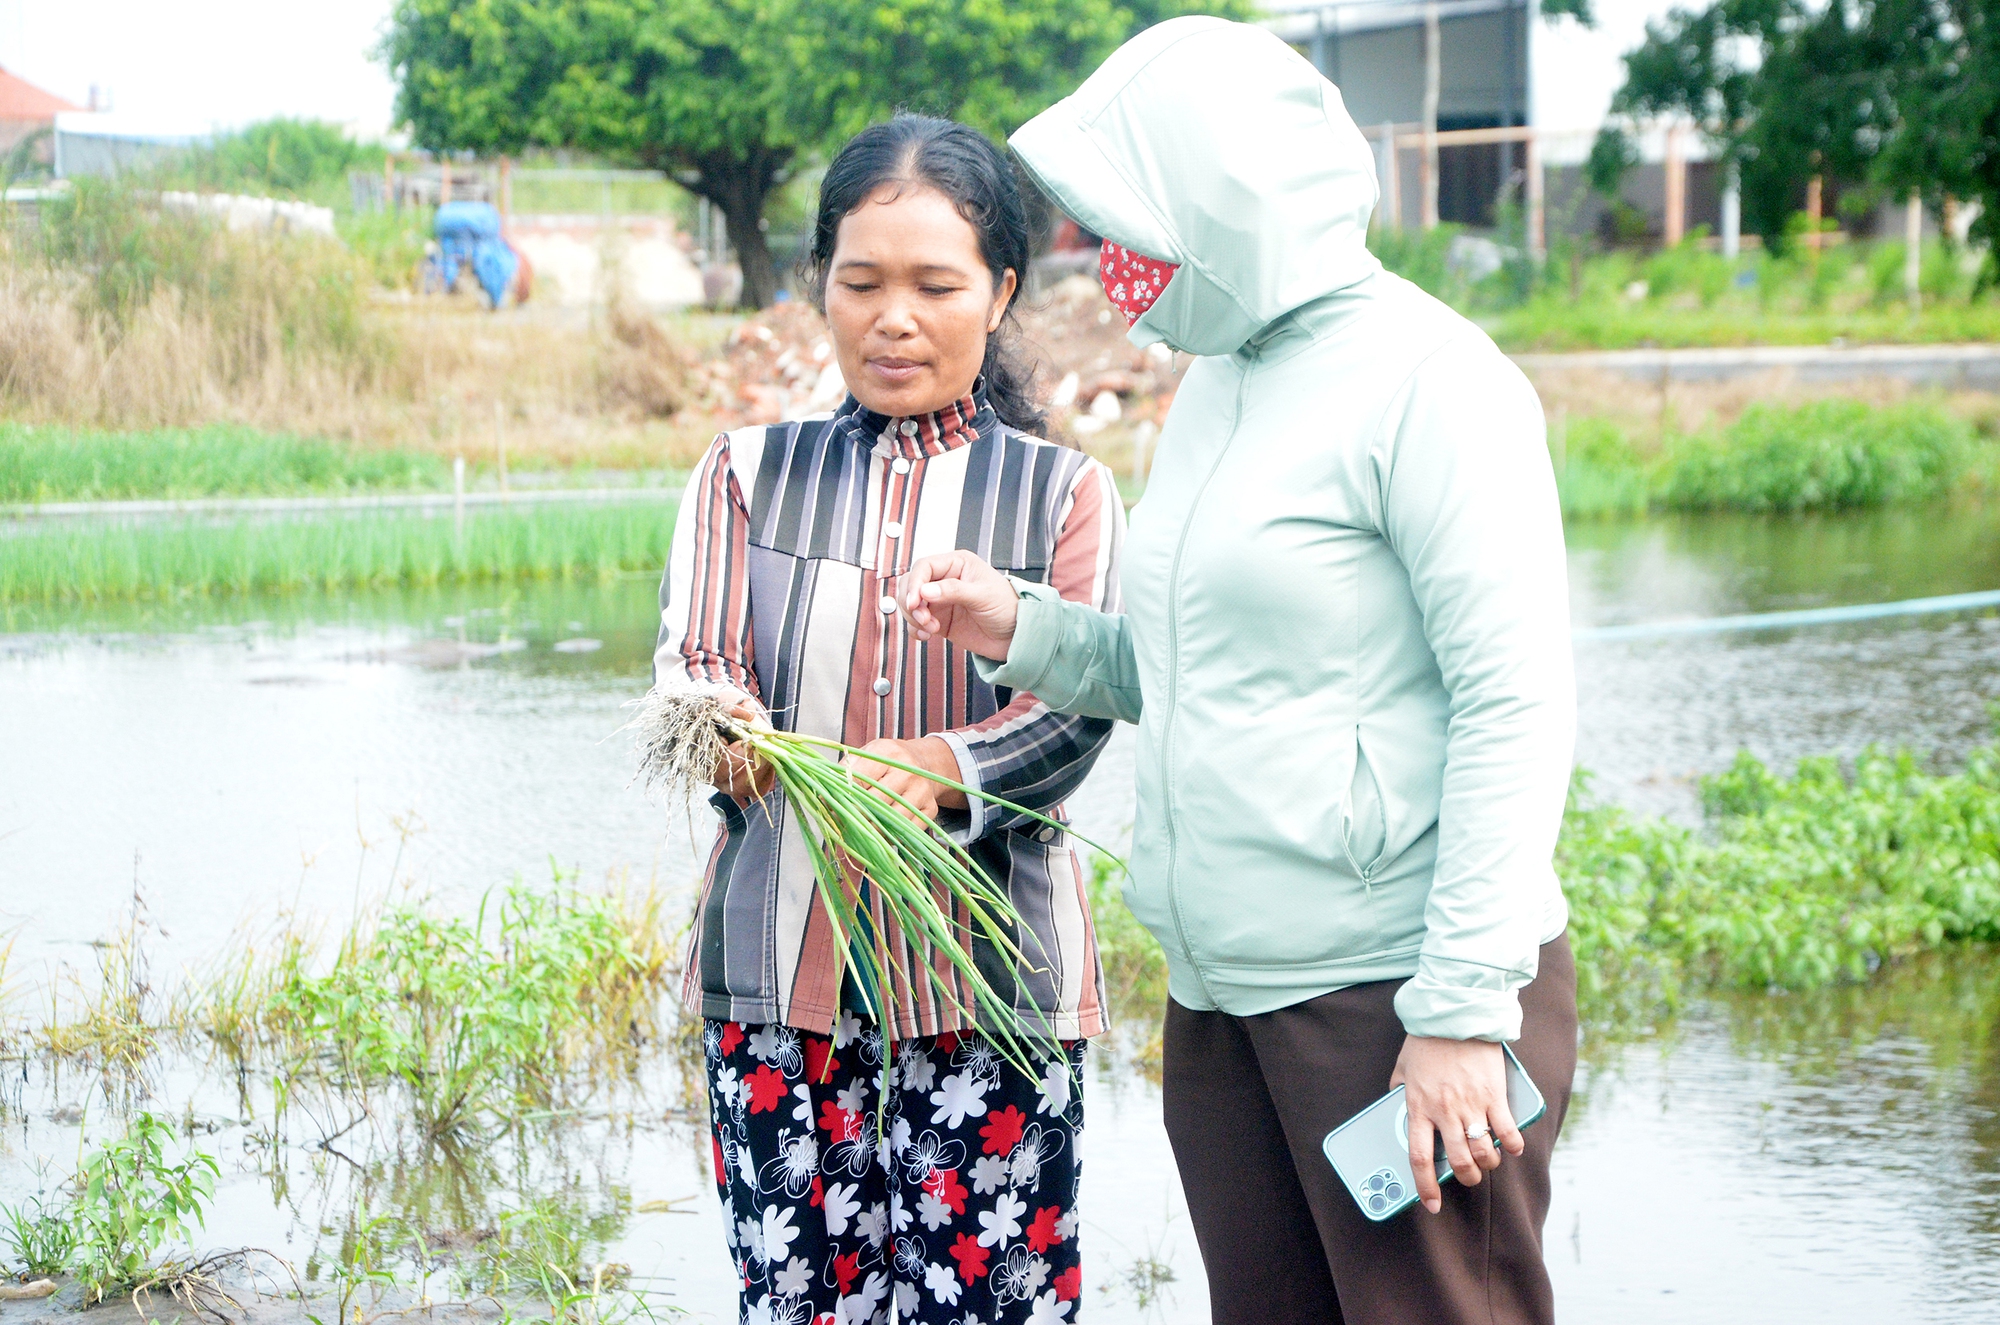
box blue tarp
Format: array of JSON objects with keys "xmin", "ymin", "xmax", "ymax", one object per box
[{"xmin": 433, "ymin": 202, "xmax": 517, "ymax": 309}]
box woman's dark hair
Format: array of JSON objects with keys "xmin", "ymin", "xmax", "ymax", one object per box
[{"xmin": 804, "ymin": 113, "xmax": 1046, "ymax": 435}]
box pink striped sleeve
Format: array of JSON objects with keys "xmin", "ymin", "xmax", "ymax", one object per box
[{"xmin": 653, "ymin": 434, "xmax": 759, "ymax": 699}]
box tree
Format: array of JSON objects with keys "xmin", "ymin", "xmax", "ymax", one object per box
[
  {"xmin": 1605, "ymin": 0, "xmax": 2000, "ymax": 257},
  {"xmin": 383, "ymin": 0, "xmax": 1247, "ymax": 308}
]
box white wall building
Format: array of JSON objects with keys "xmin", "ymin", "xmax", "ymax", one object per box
[{"xmin": 1264, "ymin": 0, "xmax": 1725, "ymax": 244}]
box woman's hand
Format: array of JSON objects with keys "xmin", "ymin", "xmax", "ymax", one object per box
[
  {"xmin": 712, "ymin": 693, "xmax": 777, "ymax": 800},
  {"xmin": 900, "ymin": 551, "xmax": 1019, "ymax": 659},
  {"xmin": 1390, "ymin": 1035, "xmax": 1524, "ymax": 1214},
  {"xmin": 845, "ymin": 736, "xmax": 969, "ymax": 823}
]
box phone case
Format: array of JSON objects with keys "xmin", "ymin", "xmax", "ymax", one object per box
[{"xmin": 1320, "ymin": 1044, "xmax": 1547, "ymax": 1222}]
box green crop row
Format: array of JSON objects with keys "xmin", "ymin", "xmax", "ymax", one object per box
[
  {"xmin": 0, "ymin": 423, "xmax": 451, "ymax": 504},
  {"xmin": 0, "ymin": 502, "xmax": 679, "ymax": 604}
]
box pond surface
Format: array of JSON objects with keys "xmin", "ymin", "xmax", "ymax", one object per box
[{"xmin": 5, "ymin": 502, "xmax": 2000, "ymax": 1322}]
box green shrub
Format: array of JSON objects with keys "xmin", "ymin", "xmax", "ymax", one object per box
[
  {"xmin": 68, "ymin": 1114, "xmax": 218, "ymax": 1303},
  {"xmin": 1549, "ymin": 415, "xmax": 1652, "ymax": 518},
  {"xmin": 1559, "ymin": 735, "xmax": 2000, "ymax": 1006},
  {"xmin": 1658, "ymin": 400, "xmax": 1973, "ymax": 512},
  {"xmin": 1367, "ymin": 224, "xmax": 1469, "ymax": 304},
  {"xmin": 32, "ymin": 177, "xmax": 383, "ymax": 368}
]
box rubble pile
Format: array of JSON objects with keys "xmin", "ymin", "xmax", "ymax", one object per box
[
  {"xmin": 1017, "ymin": 274, "xmax": 1184, "ymax": 438},
  {"xmin": 694, "ymin": 300, "xmax": 847, "ymax": 428},
  {"xmin": 684, "ymin": 274, "xmax": 1184, "ymax": 448}
]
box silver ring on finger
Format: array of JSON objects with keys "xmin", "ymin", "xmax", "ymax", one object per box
[{"xmin": 1465, "ymin": 1122, "xmax": 1491, "ymax": 1142}]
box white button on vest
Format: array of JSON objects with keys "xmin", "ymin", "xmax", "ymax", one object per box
[
  {"xmin": 883, "ymin": 521, "xmax": 904, "ymax": 540},
  {"xmin": 879, "ymin": 595, "xmax": 898, "ymax": 615},
  {"xmin": 900, "ymin": 419, "xmax": 918, "ymax": 436},
  {"xmin": 871, "ymin": 677, "xmax": 892, "ymax": 697},
  {"xmin": 892, "ymin": 457, "xmax": 912, "ymax": 475}
]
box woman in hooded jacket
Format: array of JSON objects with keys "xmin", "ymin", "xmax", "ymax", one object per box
[{"xmin": 901, "ymin": 17, "xmax": 1578, "ymax": 1325}]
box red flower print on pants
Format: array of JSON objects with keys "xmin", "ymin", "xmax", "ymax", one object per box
[
  {"xmin": 719, "ymin": 1021, "xmax": 744, "ymax": 1057},
  {"xmin": 1025, "ymin": 1205, "xmax": 1064, "ymax": 1254},
  {"xmin": 1099, "ymin": 240, "xmax": 1179, "ymax": 326},
  {"xmin": 950, "ymin": 1232, "xmax": 991, "ymax": 1284},
  {"xmin": 745, "ymin": 1064, "xmax": 787, "ymax": 1113},
  {"xmin": 819, "ymin": 1099, "xmax": 861, "ymax": 1142},
  {"xmin": 1054, "ymin": 1265, "xmax": 1082, "ymax": 1301},
  {"xmin": 804, "ymin": 1037, "xmax": 840, "ymax": 1083},
  {"xmin": 979, "ymin": 1104, "xmax": 1026, "ymax": 1156}
]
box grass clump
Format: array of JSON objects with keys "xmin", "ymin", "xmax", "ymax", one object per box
[
  {"xmin": 0, "ymin": 422, "xmax": 450, "ymax": 504},
  {"xmin": 0, "ymin": 500, "xmax": 679, "ymax": 604},
  {"xmin": 217, "ymin": 881, "xmax": 676, "ymax": 1139},
  {"xmin": 1550, "ymin": 400, "xmax": 1989, "ymax": 518}
]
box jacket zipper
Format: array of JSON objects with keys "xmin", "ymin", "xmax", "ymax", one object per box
[{"xmin": 1162, "ymin": 362, "xmax": 1253, "ymax": 1008}]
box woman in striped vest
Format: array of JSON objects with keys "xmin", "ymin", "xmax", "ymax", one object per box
[{"xmin": 655, "ymin": 114, "xmax": 1125, "ymax": 1325}]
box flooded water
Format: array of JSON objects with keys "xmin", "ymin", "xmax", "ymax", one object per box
[{"xmin": 5, "ymin": 501, "xmax": 2000, "ymax": 1322}]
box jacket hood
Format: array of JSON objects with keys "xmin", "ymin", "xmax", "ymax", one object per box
[{"xmin": 1010, "ymin": 16, "xmax": 1382, "ymax": 357}]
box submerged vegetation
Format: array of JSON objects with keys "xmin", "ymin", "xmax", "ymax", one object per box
[
  {"xmin": 0, "ymin": 501, "xmax": 679, "ymax": 604},
  {"xmin": 1552, "ymin": 399, "xmax": 1998, "ymax": 518},
  {"xmin": 3, "ymin": 879, "xmax": 683, "ymax": 1318}
]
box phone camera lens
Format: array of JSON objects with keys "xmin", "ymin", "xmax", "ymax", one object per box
[{"xmin": 1367, "ymin": 1193, "xmax": 1387, "ymax": 1213}]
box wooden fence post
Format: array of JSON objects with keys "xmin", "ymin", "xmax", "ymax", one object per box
[{"xmin": 1663, "ymin": 123, "xmax": 1686, "ymax": 247}]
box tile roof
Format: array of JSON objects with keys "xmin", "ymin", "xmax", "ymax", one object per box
[{"xmin": 0, "ymin": 67, "xmax": 82, "ymax": 123}]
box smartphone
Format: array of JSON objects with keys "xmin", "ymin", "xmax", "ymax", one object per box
[{"xmin": 1320, "ymin": 1044, "xmax": 1547, "ymax": 1223}]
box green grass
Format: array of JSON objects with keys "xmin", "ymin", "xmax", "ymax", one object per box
[
  {"xmin": 1370, "ymin": 224, "xmax": 2000, "ymax": 351},
  {"xmin": 0, "ymin": 423, "xmax": 451, "ymax": 504},
  {"xmin": 0, "ymin": 501, "xmax": 679, "ymax": 603},
  {"xmin": 1553, "ymin": 400, "xmax": 1994, "ymax": 518},
  {"xmin": 1493, "ymin": 299, "xmax": 2000, "ymax": 352}
]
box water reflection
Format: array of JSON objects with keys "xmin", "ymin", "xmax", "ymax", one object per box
[
  {"xmin": 1553, "ymin": 950, "xmax": 2000, "ymax": 1322},
  {"xmin": 6, "ymin": 506, "xmax": 2000, "ymax": 1321}
]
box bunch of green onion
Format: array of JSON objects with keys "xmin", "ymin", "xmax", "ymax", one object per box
[{"xmin": 629, "ymin": 682, "xmax": 1108, "ymax": 1081}]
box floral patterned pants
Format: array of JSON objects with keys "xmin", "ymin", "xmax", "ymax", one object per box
[{"xmin": 704, "ymin": 1014, "xmax": 1088, "ymax": 1325}]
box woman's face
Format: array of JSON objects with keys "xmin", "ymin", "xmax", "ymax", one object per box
[{"xmin": 825, "ymin": 183, "xmax": 1016, "ymax": 419}]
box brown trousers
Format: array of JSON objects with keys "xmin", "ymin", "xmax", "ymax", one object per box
[{"xmin": 1162, "ymin": 935, "xmax": 1577, "ymax": 1325}]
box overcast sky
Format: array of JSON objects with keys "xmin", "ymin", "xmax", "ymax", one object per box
[
  {"xmin": 0, "ymin": 0, "xmax": 1669, "ymax": 147},
  {"xmin": 0, "ymin": 0, "xmax": 400, "ymax": 136}
]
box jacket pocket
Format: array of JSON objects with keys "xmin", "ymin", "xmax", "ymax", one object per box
[{"xmin": 1340, "ymin": 728, "xmax": 1390, "ymax": 883}]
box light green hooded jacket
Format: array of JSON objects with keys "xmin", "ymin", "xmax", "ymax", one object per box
[{"xmin": 991, "ymin": 16, "xmax": 1574, "ymax": 1042}]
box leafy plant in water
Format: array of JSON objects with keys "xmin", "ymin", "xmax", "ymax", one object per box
[
  {"xmin": 69, "ymin": 1112, "xmax": 219, "ymax": 1302},
  {"xmin": 248, "ymin": 879, "xmax": 673, "ymax": 1139},
  {"xmin": 0, "ymin": 1189, "xmax": 76, "ymax": 1277}
]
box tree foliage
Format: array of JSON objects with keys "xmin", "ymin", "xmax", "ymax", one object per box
[
  {"xmin": 382, "ymin": 0, "xmax": 1247, "ymax": 308},
  {"xmin": 1607, "ymin": 0, "xmax": 2000, "ymax": 256}
]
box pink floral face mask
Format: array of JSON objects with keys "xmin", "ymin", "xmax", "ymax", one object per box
[{"xmin": 1098, "ymin": 240, "xmax": 1179, "ymax": 326}]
